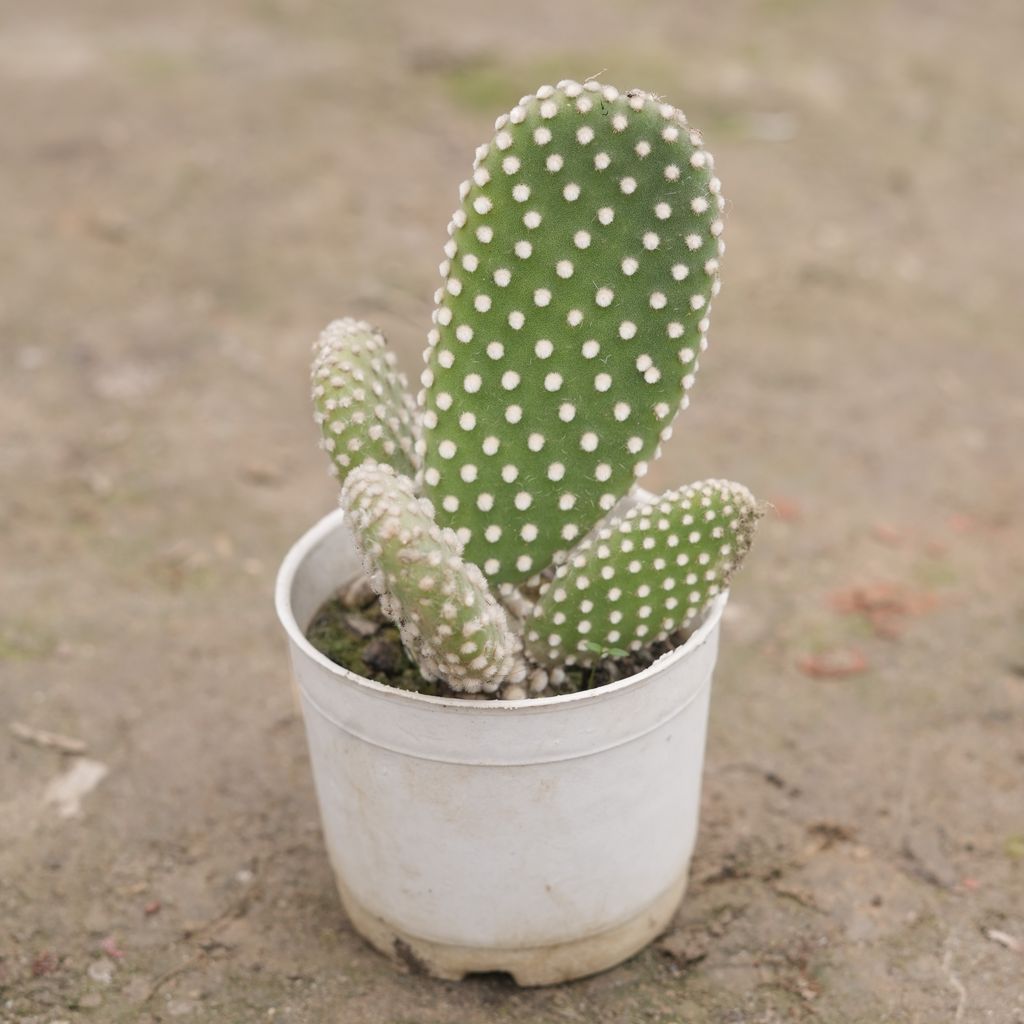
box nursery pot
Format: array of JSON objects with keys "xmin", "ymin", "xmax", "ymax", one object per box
[{"xmin": 275, "ymin": 504, "xmax": 728, "ymax": 986}]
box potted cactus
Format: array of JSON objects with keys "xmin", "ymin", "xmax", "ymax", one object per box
[{"xmin": 276, "ymin": 79, "xmax": 762, "ymax": 985}]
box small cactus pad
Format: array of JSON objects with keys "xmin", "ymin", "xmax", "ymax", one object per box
[
  {"xmin": 340, "ymin": 463, "xmax": 524, "ymax": 693},
  {"xmin": 524, "ymin": 480, "xmax": 762, "ymax": 667},
  {"xmin": 420, "ymin": 80, "xmax": 725, "ymax": 585},
  {"xmin": 312, "ymin": 318, "xmax": 419, "ymax": 484}
]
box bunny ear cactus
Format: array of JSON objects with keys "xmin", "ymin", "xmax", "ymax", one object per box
[
  {"xmin": 420, "ymin": 81, "xmax": 724, "ymax": 585},
  {"xmin": 311, "ymin": 80, "xmax": 759, "ymax": 698}
]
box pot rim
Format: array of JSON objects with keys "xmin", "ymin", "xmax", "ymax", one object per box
[{"xmin": 275, "ymin": 506, "xmax": 728, "ymax": 714}]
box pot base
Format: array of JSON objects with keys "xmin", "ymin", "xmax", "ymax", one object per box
[{"xmin": 334, "ymin": 868, "xmax": 688, "ymax": 986}]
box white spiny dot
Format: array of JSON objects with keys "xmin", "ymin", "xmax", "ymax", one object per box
[
  {"xmin": 436, "ymin": 391, "xmax": 453, "ymax": 410},
  {"xmin": 596, "ymin": 287, "xmax": 614, "ymax": 307},
  {"xmin": 446, "ymin": 278, "xmax": 462, "ymax": 296},
  {"xmin": 597, "ymin": 207, "xmax": 615, "ymax": 226},
  {"xmin": 595, "ymin": 372, "xmax": 612, "ymax": 392},
  {"xmin": 476, "ymin": 225, "xmax": 493, "ymax": 243},
  {"xmin": 562, "ymin": 81, "xmax": 583, "ymax": 97},
  {"xmin": 643, "ymin": 232, "xmax": 660, "ymax": 250},
  {"xmin": 502, "ymin": 156, "xmax": 520, "ymax": 174},
  {"xmin": 636, "ymin": 354, "xmax": 653, "ymax": 372},
  {"xmin": 515, "ymin": 491, "xmax": 533, "ymax": 510},
  {"xmin": 710, "ymin": 219, "xmax": 724, "ymax": 237},
  {"xmin": 527, "ymin": 432, "xmax": 545, "ymax": 452},
  {"xmin": 442, "ymin": 495, "xmax": 459, "ymax": 513},
  {"xmin": 515, "ymin": 240, "xmax": 532, "ymax": 259},
  {"xmin": 667, "ymin": 322, "xmax": 684, "ymax": 339},
  {"xmin": 627, "ymin": 436, "xmax": 643, "ymax": 454},
  {"xmin": 534, "ymin": 338, "xmax": 554, "ymax": 359},
  {"xmin": 664, "ymin": 164, "xmax": 680, "ymax": 181},
  {"xmin": 508, "ymin": 310, "xmax": 525, "ymax": 329},
  {"xmin": 534, "ymin": 126, "xmax": 552, "ymax": 145},
  {"xmin": 602, "ymin": 84, "xmax": 619, "ymax": 101},
  {"xmin": 547, "ymin": 462, "xmax": 565, "ymax": 481},
  {"xmin": 544, "ymin": 372, "xmax": 563, "ymax": 391},
  {"xmin": 621, "ymin": 257, "xmax": 638, "ymax": 276},
  {"xmin": 482, "ymin": 436, "xmax": 499, "ymax": 455},
  {"xmin": 424, "ymin": 467, "xmax": 440, "ymax": 486},
  {"xmin": 580, "ymin": 431, "xmax": 598, "ymax": 452},
  {"xmin": 567, "ymin": 309, "xmax": 583, "ymax": 326},
  {"xmin": 512, "ymin": 183, "xmax": 531, "ymax": 204},
  {"xmin": 672, "ymin": 263, "xmax": 690, "ymax": 281},
  {"xmin": 458, "ymin": 181, "xmax": 470, "ymax": 202},
  {"xmin": 691, "ymin": 196, "xmax": 709, "ymax": 214},
  {"xmin": 594, "ymin": 152, "xmax": 611, "ymax": 170},
  {"xmin": 486, "ymin": 341, "xmax": 504, "ymax": 360},
  {"xmin": 650, "ymin": 292, "xmax": 666, "ymax": 309},
  {"xmin": 464, "ymin": 373, "xmax": 481, "ymax": 393},
  {"xmin": 501, "ymin": 370, "xmax": 520, "ymax": 390},
  {"xmin": 509, "ymin": 106, "xmax": 526, "ymax": 124},
  {"xmin": 452, "ymin": 209, "xmax": 467, "ymax": 228},
  {"xmin": 619, "ymin": 321, "xmax": 637, "ymax": 340},
  {"xmin": 505, "ymin": 404, "xmax": 522, "ymax": 423},
  {"xmin": 611, "ymin": 113, "xmax": 628, "ymax": 132},
  {"xmin": 662, "ymin": 125, "xmax": 679, "ymax": 142},
  {"xmin": 644, "ymin": 366, "xmax": 661, "ymax": 383},
  {"xmin": 523, "ymin": 210, "xmax": 542, "ymax": 229},
  {"xmin": 614, "ymin": 402, "xmax": 631, "ymax": 421},
  {"xmin": 620, "ymin": 177, "xmax": 637, "ymax": 194},
  {"xmin": 460, "ymin": 463, "xmax": 478, "ymax": 483},
  {"xmin": 563, "ymin": 183, "xmax": 580, "ymax": 201},
  {"xmin": 473, "ymin": 196, "xmax": 492, "ymax": 215},
  {"xmin": 474, "ymin": 294, "xmax": 492, "ymax": 312},
  {"xmin": 599, "ymin": 493, "xmax": 616, "ymax": 510},
  {"xmin": 709, "ymin": 176, "xmax": 722, "ymax": 194},
  {"xmin": 495, "ymin": 131, "xmax": 512, "ymax": 150},
  {"xmin": 540, "ymin": 100, "xmax": 557, "ymax": 119},
  {"xmin": 559, "ymin": 493, "xmax": 576, "ymax": 510},
  {"xmin": 635, "ymin": 140, "xmax": 651, "ymax": 157},
  {"xmin": 655, "ymin": 202, "xmax": 672, "ymax": 220},
  {"xmin": 556, "ymin": 259, "xmax": 574, "ymax": 279},
  {"xmin": 595, "ymin": 463, "xmax": 612, "ymax": 481},
  {"xmin": 577, "ymin": 96, "xmax": 592, "ymax": 113},
  {"xmin": 582, "ymin": 340, "xmax": 600, "ymax": 359},
  {"xmin": 705, "ymin": 258, "xmax": 720, "ymax": 275},
  {"xmin": 546, "ymin": 153, "xmax": 564, "ymax": 172},
  {"xmin": 485, "ymin": 524, "xmax": 502, "ymax": 542},
  {"xmin": 502, "ymin": 464, "xmax": 519, "ymax": 482},
  {"xmin": 574, "ymin": 230, "xmax": 591, "ymax": 249},
  {"xmin": 493, "ymin": 268, "xmax": 511, "ymax": 288},
  {"xmin": 690, "ymin": 151, "xmax": 706, "ymax": 168},
  {"xmin": 437, "ymin": 307, "xmax": 452, "ymax": 326},
  {"xmin": 423, "ymin": 409, "xmax": 438, "ymax": 428},
  {"xmin": 690, "ymin": 294, "xmax": 706, "ymax": 310},
  {"xmin": 459, "ymin": 411, "xmax": 476, "ymax": 430},
  {"xmin": 484, "ymin": 558, "xmax": 500, "ymax": 575},
  {"xmin": 559, "ymin": 402, "xmax": 576, "ymax": 421},
  {"xmin": 577, "ymin": 126, "xmax": 594, "ymax": 144},
  {"xmin": 685, "ymin": 233, "xmax": 702, "ymax": 250},
  {"xmin": 534, "ymin": 288, "xmax": 552, "ymax": 307},
  {"xmin": 456, "ymin": 324, "xmax": 473, "ymax": 343},
  {"xmin": 439, "ymin": 440, "xmax": 456, "ymax": 459},
  {"xmin": 521, "ymin": 523, "xmax": 538, "ymax": 542},
  {"xmin": 462, "ymin": 252, "xmax": 477, "ymax": 272}
]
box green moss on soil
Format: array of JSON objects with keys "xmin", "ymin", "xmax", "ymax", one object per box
[{"xmin": 306, "ymin": 587, "xmax": 694, "ymax": 699}]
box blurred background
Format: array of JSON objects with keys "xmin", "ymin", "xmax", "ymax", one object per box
[{"xmin": 2, "ymin": 0, "xmax": 1022, "ymax": 1020}]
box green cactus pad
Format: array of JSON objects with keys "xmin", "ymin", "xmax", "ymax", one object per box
[
  {"xmin": 420, "ymin": 80, "xmax": 725, "ymax": 585},
  {"xmin": 523, "ymin": 480, "xmax": 762, "ymax": 668},
  {"xmin": 340, "ymin": 463, "xmax": 524, "ymax": 693},
  {"xmin": 312, "ymin": 318, "xmax": 419, "ymax": 484}
]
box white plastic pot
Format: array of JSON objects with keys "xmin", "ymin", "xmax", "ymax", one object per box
[{"xmin": 275, "ymin": 505, "xmax": 728, "ymax": 986}]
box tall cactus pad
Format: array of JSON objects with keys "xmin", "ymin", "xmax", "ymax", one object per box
[
  {"xmin": 524, "ymin": 481, "xmax": 762, "ymax": 667},
  {"xmin": 312, "ymin": 318, "xmax": 419, "ymax": 484},
  {"xmin": 340, "ymin": 464, "xmax": 524, "ymax": 693},
  {"xmin": 421, "ymin": 80, "xmax": 725, "ymax": 585}
]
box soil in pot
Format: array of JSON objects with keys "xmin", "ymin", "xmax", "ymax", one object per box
[{"xmin": 305, "ymin": 578, "xmax": 695, "ymax": 698}]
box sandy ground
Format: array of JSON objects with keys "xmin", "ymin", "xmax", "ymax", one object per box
[{"xmin": 2, "ymin": 0, "xmax": 1023, "ymax": 1020}]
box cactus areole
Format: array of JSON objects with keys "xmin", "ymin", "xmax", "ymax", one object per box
[{"xmin": 310, "ymin": 80, "xmax": 763, "ymax": 699}]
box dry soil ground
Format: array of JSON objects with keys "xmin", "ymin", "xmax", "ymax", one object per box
[{"xmin": 2, "ymin": 0, "xmax": 1023, "ymax": 1021}]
